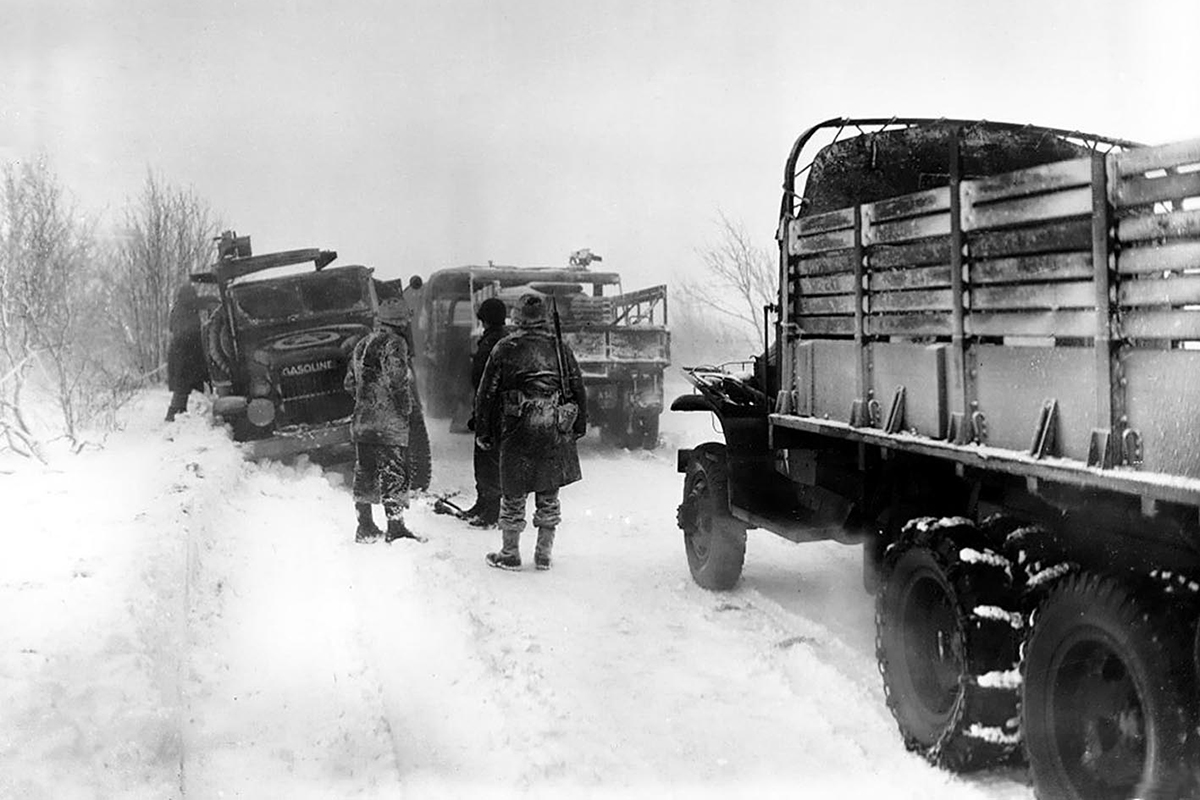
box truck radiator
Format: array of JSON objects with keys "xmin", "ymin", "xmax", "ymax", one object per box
[{"xmin": 279, "ymin": 368, "xmax": 353, "ymax": 424}]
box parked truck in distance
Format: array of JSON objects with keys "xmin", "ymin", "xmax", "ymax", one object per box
[
  {"xmin": 673, "ymin": 117, "xmax": 1200, "ymax": 798},
  {"xmin": 410, "ymin": 250, "xmax": 670, "ymax": 449},
  {"xmin": 192, "ymin": 231, "xmax": 375, "ymax": 461}
]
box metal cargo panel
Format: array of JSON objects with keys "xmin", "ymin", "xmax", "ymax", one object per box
[
  {"xmin": 869, "ymin": 342, "xmax": 948, "ymax": 438},
  {"xmin": 1123, "ymin": 349, "xmax": 1200, "ymax": 479},
  {"xmin": 972, "ymin": 345, "xmax": 1097, "ymax": 461},
  {"xmin": 811, "ymin": 340, "xmax": 860, "ymax": 423}
]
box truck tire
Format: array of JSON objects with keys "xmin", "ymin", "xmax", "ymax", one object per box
[
  {"xmin": 677, "ymin": 443, "xmax": 746, "ymax": 590},
  {"xmin": 876, "ymin": 517, "xmax": 1023, "ymax": 771},
  {"xmin": 623, "ymin": 413, "xmax": 659, "ymax": 450},
  {"xmin": 1022, "ymin": 572, "xmax": 1191, "ymax": 800},
  {"xmin": 1003, "ymin": 522, "xmax": 1075, "ymax": 600},
  {"xmin": 204, "ymin": 313, "xmax": 234, "ymax": 383},
  {"xmin": 407, "ymin": 404, "xmax": 432, "ymax": 492},
  {"xmin": 600, "ymin": 406, "xmax": 629, "ymax": 448}
]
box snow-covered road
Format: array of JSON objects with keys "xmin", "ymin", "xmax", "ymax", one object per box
[{"xmin": 1, "ymin": 389, "xmax": 1036, "ymax": 799}]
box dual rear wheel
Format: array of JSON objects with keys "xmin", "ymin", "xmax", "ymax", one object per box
[
  {"xmin": 877, "ymin": 519, "xmax": 1195, "ymax": 797},
  {"xmin": 674, "ymin": 452, "xmax": 1198, "ymax": 796}
]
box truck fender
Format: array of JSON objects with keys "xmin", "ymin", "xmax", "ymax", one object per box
[{"xmin": 669, "ymin": 393, "xmax": 716, "ymax": 413}]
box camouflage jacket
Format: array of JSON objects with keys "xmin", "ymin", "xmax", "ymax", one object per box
[{"xmin": 343, "ymin": 328, "xmax": 413, "ymax": 446}]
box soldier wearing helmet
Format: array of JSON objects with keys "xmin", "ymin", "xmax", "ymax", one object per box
[{"xmin": 343, "ymin": 283, "xmax": 425, "ymax": 543}]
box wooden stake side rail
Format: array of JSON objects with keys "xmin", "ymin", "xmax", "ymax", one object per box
[{"xmin": 781, "ymin": 134, "xmax": 1200, "ymax": 478}]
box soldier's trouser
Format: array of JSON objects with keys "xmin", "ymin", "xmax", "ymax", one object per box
[
  {"xmin": 166, "ymin": 389, "xmax": 191, "ymax": 419},
  {"xmin": 473, "ymin": 442, "xmax": 501, "ymax": 513},
  {"xmin": 498, "ymin": 489, "xmax": 560, "ymax": 560},
  {"xmin": 352, "ymin": 442, "xmax": 410, "ymax": 521}
]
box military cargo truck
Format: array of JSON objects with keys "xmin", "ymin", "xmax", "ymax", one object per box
[
  {"xmin": 411, "ymin": 250, "xmax": 670, "ymax": 449},
  {"xmin": 673, "ymin": 118, "xmax": 1200, "ymax": 798},
  {"xmin": 192, "ymin": 232, "xmax": 372, "ymax": 461}
]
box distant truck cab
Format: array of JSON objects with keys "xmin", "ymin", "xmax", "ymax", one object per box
[
  {"xmin": 191, "ymin": 231, "xmax": 375, "ymax": 460},
  {"xmin": 411, "ymin": 250, "xmax": 670, "ymax": 449}
]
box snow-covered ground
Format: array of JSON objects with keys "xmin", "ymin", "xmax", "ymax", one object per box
[{"xmin": 0, "ymin": 382, "xmax": 1036, "ymax": 799}]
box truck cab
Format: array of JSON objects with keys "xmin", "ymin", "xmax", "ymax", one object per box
[{"xmin": 193, "ymin": 232, "xmax": 376, "ymax": 460}]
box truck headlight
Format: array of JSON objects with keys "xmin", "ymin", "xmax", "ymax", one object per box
[{"xmin": 247, "ymin": 398, "xmax": 275, "ymax": 427}]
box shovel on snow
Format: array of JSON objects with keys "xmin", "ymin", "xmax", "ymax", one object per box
[{"xmin": 432, "ymin": 495, "xmax": 469, "ymax": 519}]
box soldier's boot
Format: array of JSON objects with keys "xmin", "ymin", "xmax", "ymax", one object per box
[
  {"xmin": 469, "ymin": 499, "xmax": 501, "ymax": 528},
  {"xmin": 534, "ymin": 527, "xmax": 555, "ymax": 571},
  {"xmin": 385, "ymin": 516, "xmax": 426, "ymax": 543},
  {"xmin": 355, "ymin": 503, "xmax": 383, "ymax": 543},
  {"xmin": 486, "ymin": 528, "xmax": 522, "ymax": 570}
]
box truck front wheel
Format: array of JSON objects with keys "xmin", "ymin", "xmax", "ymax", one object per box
[
  {"xmin": 1022, "ymin": 572, "xmax": 1191, "ymax": 800},
  {"xmin": 677, "ymin": 443, "xmax": 746, "ymax": 590},
  {"xmin": 628, "ymin": 413, "xmax": 659, "ymax": 450}
]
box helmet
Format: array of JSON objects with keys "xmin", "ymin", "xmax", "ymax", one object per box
[
  {"xmin": 476, "ymin": 297, "xmax": 507, "ymax": 326},
  {"xmin": 174, "ymin": 282, "xmax": 198, "ymax": 306},
  {"xmin": 514, "ymin": 293, "xmax": 548, "ymax": 326},
  {"xmin": 377, "ymin": 296, "xmax": 410, "ymax": 328}
]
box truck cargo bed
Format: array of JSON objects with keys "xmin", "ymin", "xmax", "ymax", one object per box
[{"xmin": 775, "ymin": 130, "xmax": 1200, "ymax": 506}]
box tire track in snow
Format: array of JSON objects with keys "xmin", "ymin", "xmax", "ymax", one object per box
[{"xmin": 180, "ymin": 457, "xmax": 407, "ymax": 798}]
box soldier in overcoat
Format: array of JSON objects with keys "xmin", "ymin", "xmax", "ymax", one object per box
[
  {"xmin": 165, "ymin": 282, "xmax": 209, "ymax": 421},
  {"xmin": 344, "ymin": 292, "xmax": 424, "ymax": 544},
  {"xmin": 462, "ymin": 297, "xmax": 509, "ymax": 527},
  {"xmin": 474, "ymin": 293, "xmax": 587, "ymax": 570}
]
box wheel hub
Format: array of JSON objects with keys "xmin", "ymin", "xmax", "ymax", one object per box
[
  {"xmin": 1054, "ymin": 639, "xmax": 1145, "ymax": 794},
  {"xmin": 902, "ymin": 573, "xmax": 963, "ymax": 718}
]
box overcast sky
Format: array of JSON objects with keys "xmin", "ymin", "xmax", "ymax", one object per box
[{"xmin": 4, "ymin": 0, "xmax": 1199, "ymax": 287}]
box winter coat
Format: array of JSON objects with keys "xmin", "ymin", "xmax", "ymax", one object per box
[
  {"xmin": 474, "ymin": 323, "xmax": 587, "ymax": 495},
  {"xmin": 167, "ymin": 290, "xmax": 208, "ymax": 394},
  {"xmin": 343, "ymin": 328, "xmax": 413, "ymax": 446},
  {"xmin": 470, "ymin": 324, "xmax": 509, "ymax": 390}
]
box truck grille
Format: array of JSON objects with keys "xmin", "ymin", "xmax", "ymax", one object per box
[
  {"xmin": 280, "ymin": 367, "xmax": 343, "ymax": 402},
  {"xmin": 279, "ymin": 365, "xmax": 352, "ymax": 424}
]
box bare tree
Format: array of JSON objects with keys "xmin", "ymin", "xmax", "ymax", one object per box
[
  {"xmin": 679, "ymin": 212, "xmax": 777, "ymax": 350},
  {"xmin": 112, "ymin": 171, "xmax": 219, "ymax": 375},
  {"xmin": 0, "ymin": 158, "xmax": 103, "ymax": 455}
]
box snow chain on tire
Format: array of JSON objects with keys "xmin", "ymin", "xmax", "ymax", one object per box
[
  {"xmin": 876, "ymin": 516, "xmax": 1023, "ymax": 771},
  {"xmin": 1000, "ymin": 520, "xmax": 1076, "ymax": 600}
]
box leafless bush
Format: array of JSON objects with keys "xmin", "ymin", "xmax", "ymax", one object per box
[
  {"xmin": 0, "ymin": 158, "xmax": 112, "ymax": 454},
  {"xmin": 112, "ymin": 171, "xmax": 219, "ymax": 375},
  {"xmin": 0, "ymin": 161, "xmax": 223, "ymax": 460}
]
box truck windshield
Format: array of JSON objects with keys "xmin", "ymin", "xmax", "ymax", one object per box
[{"xmin": 231, "ymin": 271, "xmax": 369, "ymax": 322}]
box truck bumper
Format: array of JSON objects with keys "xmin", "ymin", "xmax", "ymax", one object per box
[{"xmin": 241, "ymin": 421, "xmax": 353, "ymax": 461}]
